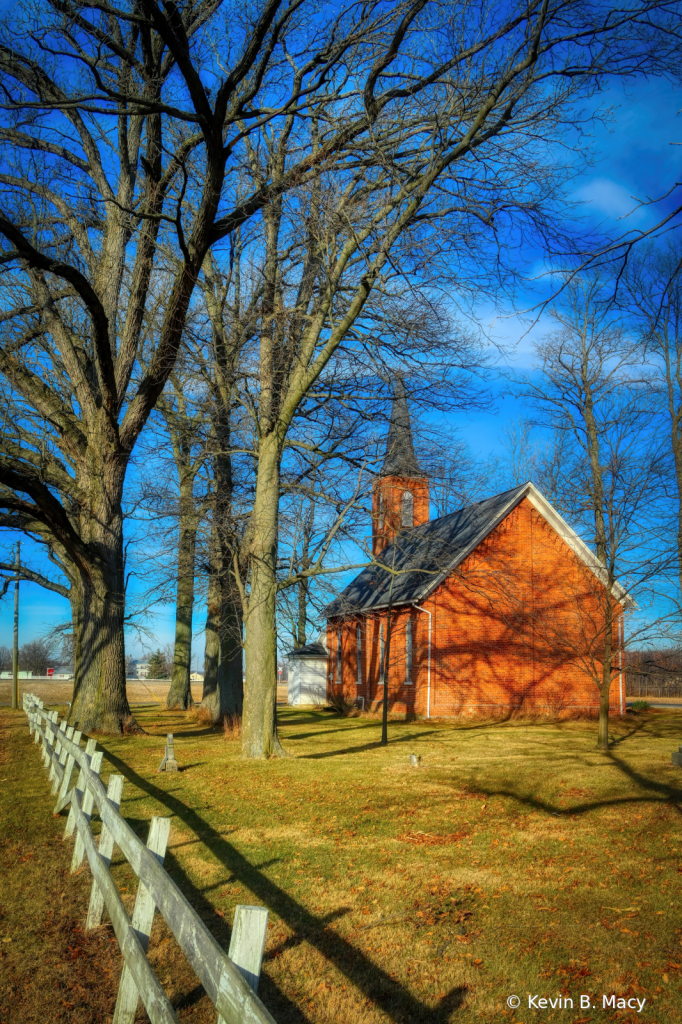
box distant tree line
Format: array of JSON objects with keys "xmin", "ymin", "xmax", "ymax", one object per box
[
  {"xmin": 0, "ymin": 638, "xmax": 66, "ymax": 676},
  {"xmin": 624, "ymin": 650, "xmax": 682, "ymax": 698}
]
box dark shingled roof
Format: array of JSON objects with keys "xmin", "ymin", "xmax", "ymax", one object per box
[
  {"xmin": 286, "ymin": 641, "xmax": 328, "ymax": 658},
  {"xmin": 382, "ymin": 376, "xmax": 425, "ymax": 478},
  {"xmin": 323, "ymin": 484, "xmax": 528, "ymax": 617}
]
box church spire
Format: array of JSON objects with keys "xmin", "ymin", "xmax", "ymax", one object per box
[
  {"xmin": 372, "ymin": 376, "xmax": 430, "ymax": 555},
  {"xmin": 382, "ymin": 375, "xmax": 423, "ymax": 478}
]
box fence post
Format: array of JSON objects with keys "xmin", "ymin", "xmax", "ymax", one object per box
[
  {"xmin": 48, "ymin": 720, "xmax": 65, "ymax": 783},
  {"xmin": 227, "ymin": 906, "xmax": 269, "ymax": 995},
  {"xmin": 71, "ymin": 751, "xmax": 104, "ymax": 871},
  {"xmin": 40, "ymin": 718, "xmax": 50, "ymax": 766},
  {"xmin": 44, "ymin": 715, "xmax": 58, "ymax": 769},
  {"xmin": 52, "ymin": 725, "xmax": 74, "ymax": 795},
  {"xmin": 112, "ymin": 816, "xmax": 172, "ymax": 1024},
  {"xmin": 65, "ymin": 739, "xmax": 97, "ymax": 839},
  {"xmin": 54, "ymin": 731, "xmax": 82, "ymax": 814},
  {"xmin": 86, "ymin": 774, "xmax": 125, "ymax": 930}
]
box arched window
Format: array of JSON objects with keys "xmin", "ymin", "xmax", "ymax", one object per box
[
  {"xmin": 336, "ymin": 631, "xmax": 342, "ymax": 685},
  {"xmin": 379, "ymin": 623, "xmax": 385, "ymax": 685},
  {"xmin": 401, "ymin": 489, "xmax": 414, "ymax": 527},
  {"xmin": 356, "ymin": 625, "xmax": 362, "ymax": 686},
  {"xmin": 378, "ymin": 493, "xmax": 384, "ymax": 531},
  {"xmin": 405, "ymin": 617, "xmax": 413, "ymax": 683}
]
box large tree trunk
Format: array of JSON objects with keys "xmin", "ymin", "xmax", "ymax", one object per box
[
  {"xmin": 215, "ymin": 593, "xmax": 244, "ymax": 717},
  {"xmin": 68, "ymin": 441, "xmax": 139, "ymax": 734},
  {"xmin": 69, "ymin": 583, "xmax": 85, "ymax": 704},
  {"xmin": 242, "ymin": 436, "xmax": 285, "ymax": 758},
  {"xmin": 202, "ymin": 554, "xmax": 221, "ymax": 711},
  {"xmin": 71, "ymin": 580, "xmax": 135, "ymax": 732},
  {"xmin": 167, "ymin": 485, "xmax": 197, "ymax": 710},
  {"xmin": 202, "ymin": 520, "xmax": 244, "ymax": 722},
  {"xmin": 69, "ymin": 567, "xmax": 137, "ymax": 732}
]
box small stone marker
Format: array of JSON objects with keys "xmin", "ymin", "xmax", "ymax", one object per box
[
  {"xmin": 409, "ymin": 754, "xmax": 422, "ymax": 768},
  {"xmin": 157, "ymin": 734, "xmax": 179, "ymax": 772},
  {"xmin": 672, "ymin": 745, "xmax": 682, "ymax": 767}
]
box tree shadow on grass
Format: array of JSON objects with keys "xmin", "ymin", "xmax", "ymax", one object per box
[
  {"xmin": 98, "ymin": 744, "xmax": 469, "ymax": 1024},
  {"xmin": 443, "ymin": 731, "xmax": 682, "ymax": 822},
  {"xmin": 300, "ymin": 728, "xmax": 452, "ymax": 760}
]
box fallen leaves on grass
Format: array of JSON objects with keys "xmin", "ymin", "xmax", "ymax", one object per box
[{"xmin": 398, "ymin": 829, "xmax": 469, "ymax": 845}]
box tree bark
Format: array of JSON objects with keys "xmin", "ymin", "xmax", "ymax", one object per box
[
  {"xmin": 296, "ymin": 580, "xmax": 307, "ymax": 648},
  {"xmin": 58, "ymin": 419, "xmax": 140, "ymax": 734},
  {"xmin": 167, "ymin": 480, "xmax": 197, "ymax": 710},
  {"xmin": 202, "ymin": 517, "xmax": 244, "ymax": 722},
  {"xmin": 242, "ymin": 435, "xmax": 286, "ymax": 758},
  {"xmin": 68, "ymin": 496, "xmax": 138, "ymax": 733}
]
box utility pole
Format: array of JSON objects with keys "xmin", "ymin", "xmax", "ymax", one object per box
[{"xmin": 11, "ymin": 540, "xmax": 19, "ymax": 710}]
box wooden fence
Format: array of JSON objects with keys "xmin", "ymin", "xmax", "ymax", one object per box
[{"xmin": 23, "ymin": 693, "xmax": 277, "ymax": 1024}]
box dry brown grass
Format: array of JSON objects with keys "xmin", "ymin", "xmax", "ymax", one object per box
[
  {"xmin": 222, "ymin": 713, "xmax": 242, "ymax": 739},
  {"xmin": 2, "ymin": 703, "xmax": 682, "ymax": 1024},
  {"xmin": 0, "ymin": 712, "xmax": 123, "ymax": 1023}
]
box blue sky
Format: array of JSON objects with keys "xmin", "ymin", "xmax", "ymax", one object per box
[{"xmin": 1, "ymin": 75, "xmax": 680, "ymax": 660}]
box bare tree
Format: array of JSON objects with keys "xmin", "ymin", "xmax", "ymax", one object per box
[
  {"xmin": 157, "ymin": 376, "xmax": 206, "ymax": 709},
  {"xmin": 19, "ymin": 638, "xmax": 59, "ymax": 676},
  {"xmin": 623, "ymin": 240, "xmax": 682, "ymax": 611},
  {"xmin": 227, "ymin": 2, "xmax": 682, "ymax": 757},
  {"xmin": 0, "ymin": 0, "xmax": 432, "ymax": 731},
  {"xmin": 519, "ymin": 274, "xmax": 664, "ymax": 747}
]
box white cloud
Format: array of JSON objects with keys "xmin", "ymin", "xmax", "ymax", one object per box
[{"xmin": 573, "ymin": 177, "xmax": 652, "ymax": 226}]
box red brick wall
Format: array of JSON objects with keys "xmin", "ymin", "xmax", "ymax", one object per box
[
  {"xmin": 328, "ymin": 497, "xmax": 625, "ymax": 717},
  {"xmin": 372, "ymin": 476, "xmax": 429, "ymax": 556}
]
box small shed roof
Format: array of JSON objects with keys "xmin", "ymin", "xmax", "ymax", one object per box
[
  {"xmin": 286, "ymin": 641, "xmax": 328, "ymax": 659},
  {"xmin": 323, "ymin": 481, "xmax": 632, "ymax": 617}
]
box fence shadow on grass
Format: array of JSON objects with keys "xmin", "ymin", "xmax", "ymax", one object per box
[{"xmin": 98, "ymin": 744, "xmax": 468, "ymax": 1024}]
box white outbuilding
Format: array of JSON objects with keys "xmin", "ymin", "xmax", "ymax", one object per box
[{"xmin": 286, "ymin": 636, "xmax": 328, "ymax": 706}]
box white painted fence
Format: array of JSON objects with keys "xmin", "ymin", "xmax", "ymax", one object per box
[{"xmin": 23, "ymin": 693, "xmax": 276, "ymax": 1024}]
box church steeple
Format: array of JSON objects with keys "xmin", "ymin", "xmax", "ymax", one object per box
[
  {"xmin": 382, "ymin": 376, "xmax": 424, "ymax": 478},
  {"xmin": 372, "ymin": 377, "xmax": 430, "ymax": 556}
]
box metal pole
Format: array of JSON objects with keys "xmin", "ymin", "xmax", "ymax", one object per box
[{"xmin": 11, "ymin": 540, "xmax": 19, "ymax": 709}]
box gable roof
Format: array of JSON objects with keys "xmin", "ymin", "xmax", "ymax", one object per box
[{"xmin": 323, "ymin": 481, "xmax": 631, "ymax": 618}]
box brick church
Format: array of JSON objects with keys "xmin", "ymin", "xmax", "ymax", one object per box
[{"xmin": 324, "ymin": 382, "xmax": 627, "ymax": 718}]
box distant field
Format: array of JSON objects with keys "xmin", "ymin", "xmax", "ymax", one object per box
[
  {"xmin": 1, "ymin": 704, "xmax": 681, "ymax": 1023},
  {"xmin": 0, "ymin": 679, "xmax": 289, "ymax": 706}
]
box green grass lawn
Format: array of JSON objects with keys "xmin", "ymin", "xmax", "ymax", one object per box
[{"xmin": 1, "ymin": 705, "xmax": 682, "ymax": 1024}]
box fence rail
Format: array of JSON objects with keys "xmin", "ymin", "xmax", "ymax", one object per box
[{"xmin": 23, "ymin": 693, "xmax": 276, "ymax": 1024}]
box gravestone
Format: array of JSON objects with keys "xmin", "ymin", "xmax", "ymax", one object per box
[
  {"xmin": 672, "ymin": 746, "xmax": 682, "ymax": 767},
  {"xmin": 158, "ymin": 734, "xmax": 179, "ymax": 772}
]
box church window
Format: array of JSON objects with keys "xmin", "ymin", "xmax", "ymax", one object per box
[
  {"xmin": 405, "ymin": 617, "xmax": 413, "ymax": 684},
  {"xmin": 356, "ymin": 625, "xmax": 362, "ymax": 686},
  {"xmin": 336, "ymin": 631, "xmax": 342, "ymax": 685},
  {"xmin": 379, "ymin": 623, "xmax": 385, "ymax": 685},
  {"xmin": 401, "ymin": 489, "xmax": 414, "ymax": 527},
  {"xmin": 378, "ymin": 493, "xmax": 384, "ymax": 531}
]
